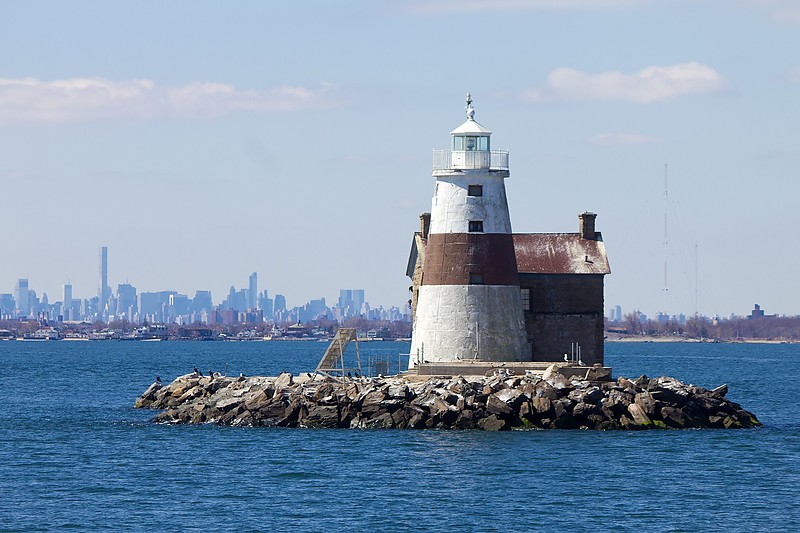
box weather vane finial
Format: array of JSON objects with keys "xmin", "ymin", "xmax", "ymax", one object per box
[{"xmin": 466, "ymin": 92, "xmax": 475, "ymax": 120}]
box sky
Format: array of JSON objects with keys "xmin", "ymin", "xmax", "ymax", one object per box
[{"xmin": 1, "ymin": 0, "xmax": 799, "ymax": 318}]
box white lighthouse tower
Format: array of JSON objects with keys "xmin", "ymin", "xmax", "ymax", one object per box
[{"xmin": 409, "ymin": 95, "xmax": 530, "ymax": 368}]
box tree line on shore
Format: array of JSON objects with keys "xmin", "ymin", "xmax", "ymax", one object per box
[{"xmin": 610, "ymin": 314, "xmax": 800, "ymax": 341}]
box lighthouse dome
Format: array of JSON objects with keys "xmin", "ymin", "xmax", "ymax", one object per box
[{"xmin": 450, "ymin": 93, "xmax": 492, "ymax": 152}]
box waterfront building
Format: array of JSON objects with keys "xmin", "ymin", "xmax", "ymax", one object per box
[
  {"xmin": 409, "ymin": 95, "xmax": 530, "ymax": 367},
  {"xmin": 513, "ymin": 213, "xmax": 610, "ymax": 364}
]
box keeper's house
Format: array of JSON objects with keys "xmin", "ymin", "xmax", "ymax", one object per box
[{"xmin": 407, "ymin": 211, "xmax": 610, "ymax": 366}]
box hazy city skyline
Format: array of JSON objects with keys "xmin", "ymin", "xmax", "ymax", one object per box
[
  {"xmin": 2, "ymin": 1, "xmax": 799, "ymax": 318},
  {"xmin": 0, "ymin": 246, "xmax": 405, "ymax": 324}
]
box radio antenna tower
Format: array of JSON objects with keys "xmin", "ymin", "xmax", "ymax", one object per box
[{"xmin": 663, "ymin": 163, "xmax": 669, "ymax": 313}]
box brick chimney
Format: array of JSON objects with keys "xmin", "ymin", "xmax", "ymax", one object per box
[
  {"xmin": 579, "ymin": 212, "xmax": 597, "ymax": 240},
  {"xmin": 420, "ymin": 212, "xmax": 431, "ymax": 239}
]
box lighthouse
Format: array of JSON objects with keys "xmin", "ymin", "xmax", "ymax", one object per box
[{"xmin": 409, "ymin": 95, "xmax": 530, "ymax": 368}]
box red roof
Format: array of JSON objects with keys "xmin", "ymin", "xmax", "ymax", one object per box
[{"xmin": 513, "ymin": 233, "xmax": 610, "ymax": 275}]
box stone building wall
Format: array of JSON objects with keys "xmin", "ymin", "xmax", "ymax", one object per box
[{"xmin": 519, "ymin": 274, "xmax": 605, "ymax": 365}]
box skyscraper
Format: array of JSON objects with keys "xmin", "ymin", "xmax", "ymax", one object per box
[
  {"xmin": 116, "ymin": 283, "xmax": 138, "ymax": 317},
  {"xmin": 14, "ymin": 278, "xmax": 29, "ymax": 318},
  {"xmin": 63, "ymin": 283, "xmax": 73, "ymax": 320},
  {"xmin": 274, "ymin": 294, "xmax": 286, "ymax": 313},
  {"xmin": 99, "ymin": 246, "xmax": 110, "ymax": 315},
  {"xmin": 338, "ymin": 289, "xmax": 353, "ymax": 312},
  {"xmin": 248, "ymin": 272, "xmax": 257, "ymax": 310},
  {"xmin": 352, "ymin": 289, "xmax": 365, "ymax": 316}
]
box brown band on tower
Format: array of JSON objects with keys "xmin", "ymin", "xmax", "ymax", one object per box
[{"xmin": 422, "ymin": 232, "xmax": 520, "ymax": 286}]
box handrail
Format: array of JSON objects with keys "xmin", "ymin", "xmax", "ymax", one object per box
[{"xmin": 432, "ymin": 149, "xmax": 509, "ymax": 171}]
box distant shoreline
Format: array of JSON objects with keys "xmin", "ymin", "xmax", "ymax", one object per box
[{"xmin": 606, "ymin": 335, "xmax": 799, "ymax": 344}]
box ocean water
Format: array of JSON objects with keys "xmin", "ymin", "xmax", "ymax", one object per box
[{"xmin": 0, "ymin": 340, "xmax": 797, "ymax": 532}]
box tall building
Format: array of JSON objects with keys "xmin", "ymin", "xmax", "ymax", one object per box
[
  {"xmin": 139, "ymin": 291, "xmax": 176, "ymax": 323},
  {"xmin": 192, "ymin": 290, "xmax": 213, "ymax": 315},
  {"xmin": 116, "ymin": 283, "xmax": 138, "ymax": 317},
  {"xmin": 221, "ymin": 286, "xmax": 247, "ymax": 312},
  {"xmin": 99, "ymin": 246, "xmax": 111, "ymax": 315},
  {"xmin": 258, "ymin": 290, "xmax": 273, "ymax": 319},
  {"xmin": 63, "ymin": 283, "xmax": 73, "ymax": 320},
  {"xmin": 0, "ymin": 294, "xmax": 15, "ymax": 317},
  {"xmin": 352, "ymin": 289, "xmax": 365, "ymax": 316},
  {"xmin": 14, "ymin": 278, "xmax": 30, "ymax": 318},
  {"xmin": 409, "ymin": 95, "xmax": 529, "ymax": 367},
  {"xmin": 338, "ymin": 290, "xmax": 352, "ymax": 311},
  {"xmin": 248, "ymin": 272, "xmax": 257, "ymax": 310},
  {"xmin": 274, "ymin": 294, "xmax": 286, "ymax": 313}
]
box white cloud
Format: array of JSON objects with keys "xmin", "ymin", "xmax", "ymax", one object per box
[
  {"xmin": 537, "ymin": 62, "xmax": 727, "ymax": 103},
  {"xmin": 0, "ymin": 77, "xmax": 337, "ymax": 122},
  {"xmin": 589, "ymin": 132, "xmax": 662, "ymax": 145},
  {"xmin": 406, "ymin": 0, "xmax": 642, "ymax": 14}
]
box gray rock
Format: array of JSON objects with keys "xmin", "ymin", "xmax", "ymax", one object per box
[
  {"xmin": 388, "ymin": 384, "xmax": 409, "ymax": 399},
  {"xmin": 533, "ymin": 380, "xmax": 558, "ymax": 400},
  {"xmin": 627, "ymin": 403, "xmax": 652, "ymax": 427},
  {"xmin": 635, "ymin": 391, "xmax": 659, "ymax": 417},
  {"xmin": 273, "ymin": 372, "xmax": 294, "ymax": 390},
  {"xmin": 532, "ymin": 397, "xmax": 552, "ymax": 414},
  {"xmin": 710, "ymin": 384, "xmax": 728, "ymax": 397},
  {"xmin": 486, "ymin": 392, "xmax": 515, "ymax": 418},
  {"xmin": 660, "ymin": 406, "xmax": 687, "ymax": 428},
  {"xmin": 478, "ymin": 414, "xmax": 507, "ymax": 431},
  {"xmin": 584, "ymin": 386, "xmax": 604, "ymax": 404},
  {"xmin": 303, "ymin": 405, "xmax": 339, "ymax": 428},
  {"xmin": 495, "ymin": 388, "xmax": 526, "ymax": 410}
]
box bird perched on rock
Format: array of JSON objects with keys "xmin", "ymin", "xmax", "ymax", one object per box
[
  {"xmin": 193, "ymin": 367, "xmax": 203, "ymax": 377},
  {"xmin": 156, "ymin": 376, "xmax": 161, "ymax": 383}
]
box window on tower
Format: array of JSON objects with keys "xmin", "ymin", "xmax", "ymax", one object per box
[
  {"xmin": 468, "ymin": 220, "xmax": 484, "ymax": 232},
  {"xmin": 468, "ymin": 184, "xmax": 483, "ymax": 197},
  {"xmin": 470, "ymin": 273, "xmax": 484, "ymax": 285}
]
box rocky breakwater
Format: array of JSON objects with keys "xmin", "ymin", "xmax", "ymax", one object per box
[{"xmin": 134, "ymin": 368, "xmax": 761, "ymax": 431}]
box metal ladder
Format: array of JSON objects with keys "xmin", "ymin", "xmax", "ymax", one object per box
[{"xmin": 315, "ymin": 328, "xmax": 361, "ymax": 378}]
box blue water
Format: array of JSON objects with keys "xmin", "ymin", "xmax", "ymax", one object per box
[{"xmin": 1, "ymin": 341, "xmax": 798, "ymax": 532}]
